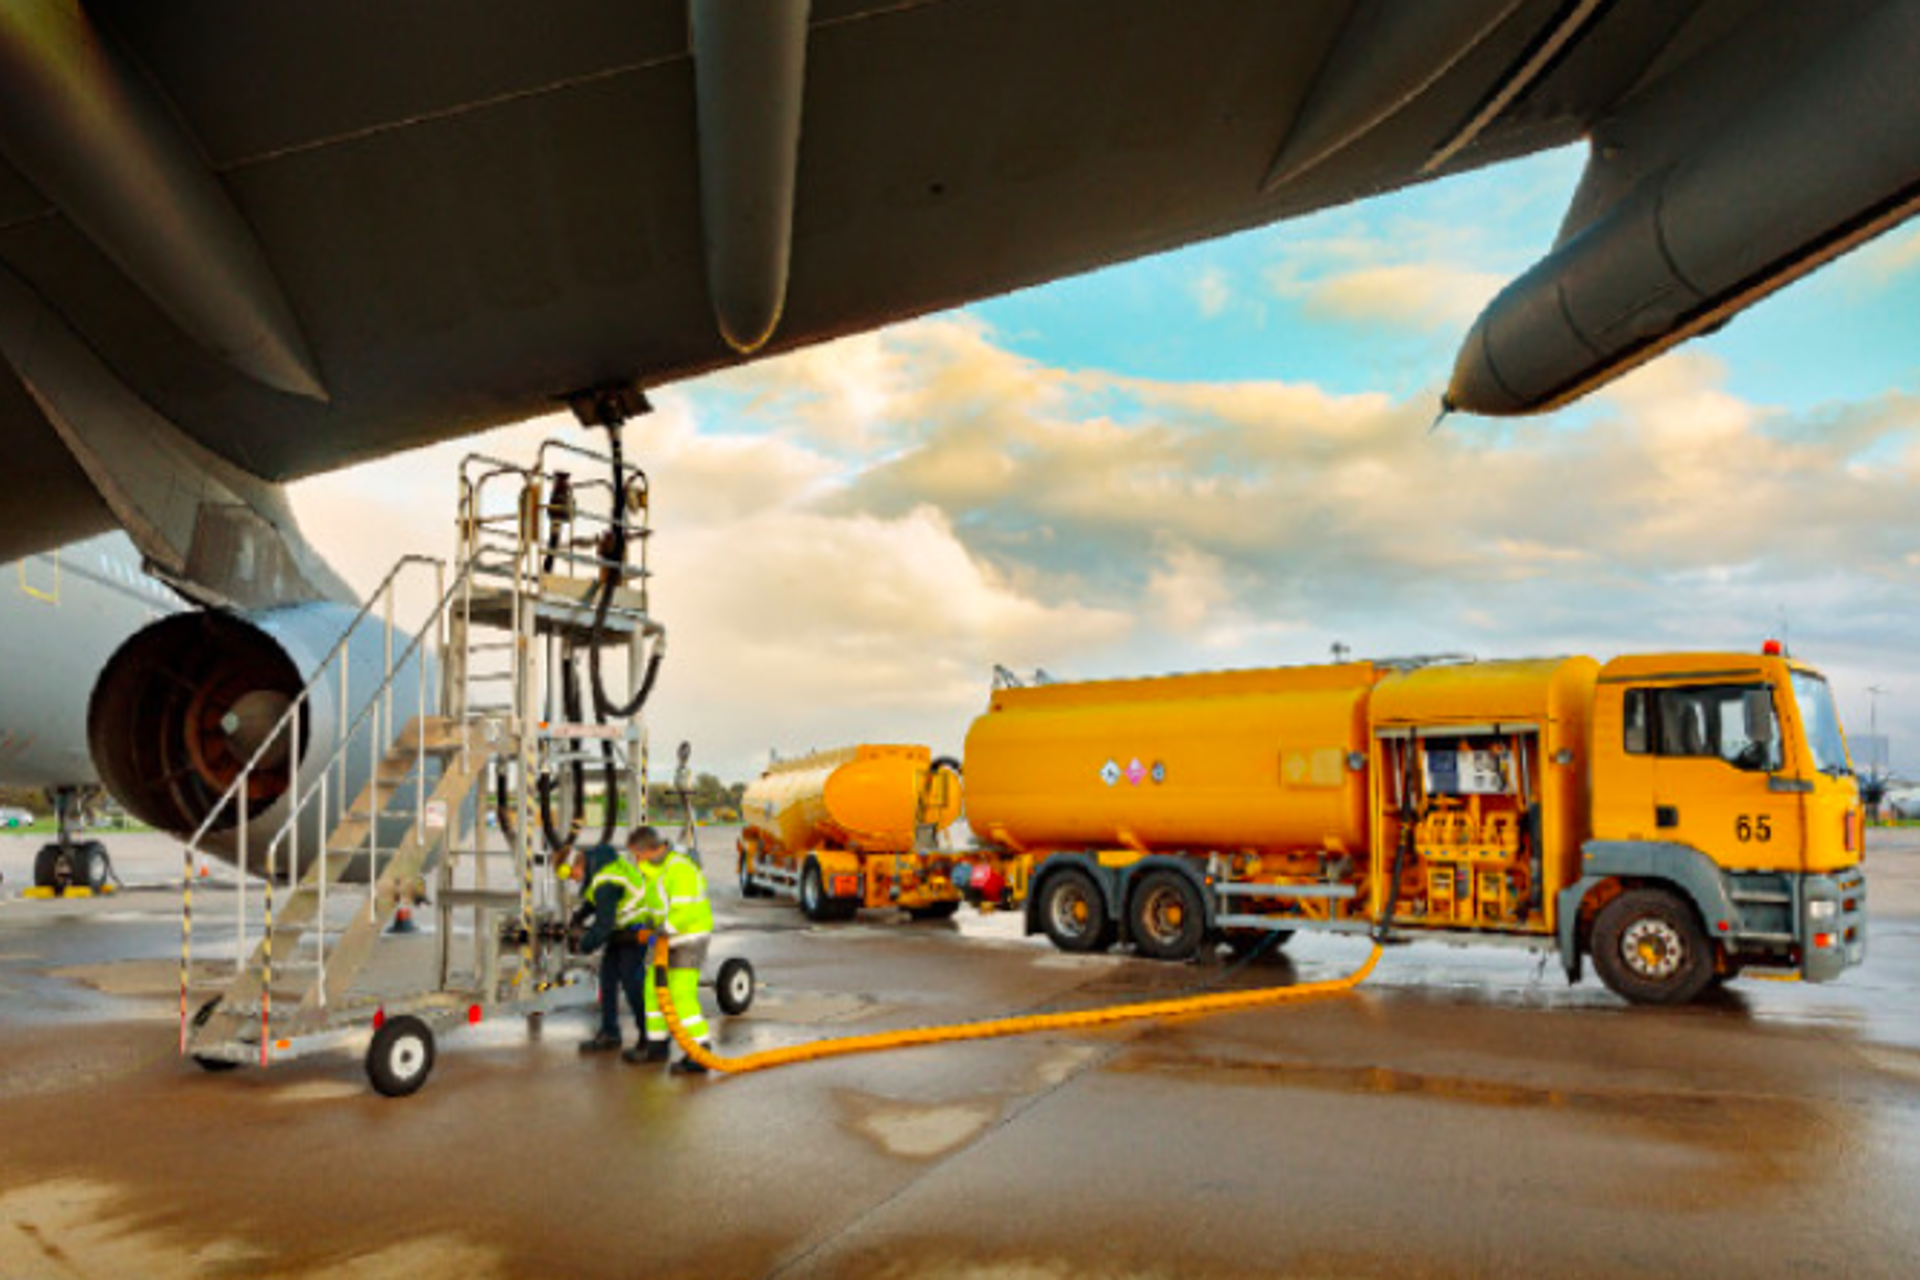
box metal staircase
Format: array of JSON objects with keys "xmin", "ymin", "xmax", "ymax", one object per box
[{"xmin": 180, "ymin": 434, "xmax": 665, "ymax": 1087}]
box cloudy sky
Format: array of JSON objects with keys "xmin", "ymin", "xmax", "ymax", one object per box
[{"xmin": 293, "ymin": 146, "xmax": 1920, "ymax": 784}]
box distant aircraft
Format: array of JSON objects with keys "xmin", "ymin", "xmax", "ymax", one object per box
[
  {"xmin": 0, "ymin": 2, "xmax": 1913, "ymax": 864},
  {"xmin": 0, "ymin": 535, "xmax": 178, "ymax": 887},
  {"xmin": 1884, "ymin": 786, "xmax": 1920, "ymax": 821}
]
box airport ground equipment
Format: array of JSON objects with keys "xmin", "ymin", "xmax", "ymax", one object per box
[
  {"xmin": 956, "ymin": 648, "xmax": 1865, "ymax": 1004},
  {"xmin": 176, "ymin": 432, "xmax": 670, "ymax": 1095},
  {"xmin": 737, "ymin": 745, "xmax": 964, "ymax": 921}
]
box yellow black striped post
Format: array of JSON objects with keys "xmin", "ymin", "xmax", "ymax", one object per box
[
  {"xmin": 179, "ymin": 844, "xmax": 193, "ymax": 1055},
  {"xmin": 260, "ymin": 865, "xmax": 273, "ymax": 1067}
]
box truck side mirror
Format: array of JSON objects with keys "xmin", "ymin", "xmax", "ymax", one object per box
[{"xmin": 1744, "ymin": 690, "xmax": 1776, "ymax": 754}]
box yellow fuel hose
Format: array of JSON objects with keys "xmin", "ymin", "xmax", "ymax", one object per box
[{"xmin": 649, "ymin": 935, "xmax": 1382, "ymax": 1076}]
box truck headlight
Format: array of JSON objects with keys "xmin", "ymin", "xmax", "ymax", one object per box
[{"xmin": 1808, "ymin": 900, "xmax": 1838, "ymax": 921}]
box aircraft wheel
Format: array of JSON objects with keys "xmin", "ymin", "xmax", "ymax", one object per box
[
  {"xmin": 32, "ymin": 845, "xmax": 65, "ymax": 890},
  {"xmin": 367, "ymin": 1016, "xmax": 437, "ymax": 1097},
  {"xmin": 73, "ymin": 841, "xmax": 110, "ymax": 892}
]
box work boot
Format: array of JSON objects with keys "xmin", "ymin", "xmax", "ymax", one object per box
[
  {"xmin": 578, "ymin": 1031, "xmax": 622, "ymax": 1055},
  {"xmin": 669, "ymin": 1053, "xmax": 710, "ymax": 1076},
  {"xmin": 623, "ymin": 1039, "xmax": 670, "ymax": 1065}
]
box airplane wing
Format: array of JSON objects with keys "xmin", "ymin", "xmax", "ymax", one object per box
[{"xmin": 1, "ymin": 0, "xmax": 1915, "ymax": 566}]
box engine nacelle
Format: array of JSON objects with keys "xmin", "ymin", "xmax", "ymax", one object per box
[{"xmin": 88, "ymin": 603, "xmax": 427, "ymax": 879}]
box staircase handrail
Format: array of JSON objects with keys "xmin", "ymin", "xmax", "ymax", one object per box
[{"xmin": 181, "ymin": 554, "xmax": 452, "ymax": 858}]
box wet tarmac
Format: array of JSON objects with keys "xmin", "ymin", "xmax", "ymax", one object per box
[{"xmin": 0, "ymin": 827, "xmax": 1916, "ymax": 1278}]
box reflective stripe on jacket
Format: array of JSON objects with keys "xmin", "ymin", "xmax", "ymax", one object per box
[
  {"xmin": 588, "ymin": 857, "xmax": 651, "ymax": 929},
  {"xmin": 642, "ymin": 849, "xmax": 714, "ymax": 942}
]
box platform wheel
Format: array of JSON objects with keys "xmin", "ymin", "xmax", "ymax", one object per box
[
  {"xmin": 1037, "ymin": 867, "xmax": 1115, "ymax": 954},
  {"xmin": 715, "ymin": 957, "xmax": 756, "ymax": 1016},
  {"xmin": 1128, "ymin": 869, "xmax": 1208, "ymax": 962},
  {"xmin": 800, "ymin": 859, "xmax": 857, "ymax": 923},
  {"xmin": 905, "ymin": 900, "xmax": 961, "ymax": 922},
  {"xmin": 1590, "ymin": 887, "xmax": 1715, "ymax": 1006},
  {"xmin": 367, "ymin": 1015, "xmax": 436, "ymax": 1097},
  {"xmin": 189, "ymin": 998, "xmax": 239, "ymax": 1073}
]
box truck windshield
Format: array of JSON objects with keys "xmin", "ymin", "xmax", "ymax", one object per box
[{"xmin": 1791, "ymin": 671, "xmax": 1850, "ymax": 776}]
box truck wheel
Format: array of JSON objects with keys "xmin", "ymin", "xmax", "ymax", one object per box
[
  {"xmin": 1038, "ymin": 868, "xmax": 1114, "ymax": 954},
  {"xmin": 715, "ymin": 957, "xmax": 756, "ymax": 1015},
  {"xmin": 1129, "ymin": 869, "xmax": 1207, "ymax": 961},
  {"xmin": 1590, "ymin": 888, "xmax": 1715, "ymax": 1006},
  {"xmin": 906, "ymin": 901, "xmax": 961, "ymax": 922},
  {"xmin": 367, "ymin": 1015, "xmax": 436, "ymax": 1097},
  {"xmin": 800, "ymin": 860, "xmax": 856, "ymax": 923},
  {"xmin": 736, "ymin": 855, "xmax": 770, "ymax": 900}
]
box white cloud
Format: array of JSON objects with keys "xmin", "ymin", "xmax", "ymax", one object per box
[
  {"xmin": 1191, "ymin": 266, "xmax": 1232, "ymax": 319},
  {"xmin": 294, "ymin": 314, "xmax": 1920, "ymax": 780},
  {"xmin": 1299, "ymin": 262, "xmax": 1507, "ymax": 332}
]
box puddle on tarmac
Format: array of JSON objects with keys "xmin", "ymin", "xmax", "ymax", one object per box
[
  {"xmin": 840, "ymin": 1093, "xmax": 1002, "ymax": 1159},
  {"xmin": 1028, "ymin": 1043, "xmax": 1103, "ymax": 1089},
  {"xmin": 0, "ymin": 1177, "xmax": 512, "ymax": 1279}
]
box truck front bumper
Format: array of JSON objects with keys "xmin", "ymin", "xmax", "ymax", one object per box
[{"xmin": 1801, "ymin": 865, "xmax": 1867, "ymax": 983}]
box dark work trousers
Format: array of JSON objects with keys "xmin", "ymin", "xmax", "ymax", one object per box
[{"xmin": 599, "ymin": 936, "xmax": 649, "ymax": 1038}]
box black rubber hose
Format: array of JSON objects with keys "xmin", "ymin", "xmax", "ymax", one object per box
[
  {"xmin": 534, "ymin": 659, "xmax": 587, "ymax": 852},
  {"xmin": 586, "ymin": 426, "xmax": 664, "ymax": 720},
  {"xmin": 541, "ymin": 471, "xmax": 571, "ymax": 576},
  {"xmin": 1376, "ymin": 742, "xmax": 1420, "ymax": 941},
  {"xmin": 494, "ymin": 766, "xmax": 516, "ymax": 838},
  {"xmin": 566, "ymin": 652, "xmax": 619, "ymax": 848}
]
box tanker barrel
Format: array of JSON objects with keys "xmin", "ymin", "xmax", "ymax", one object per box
[{"xmin": 742, "ymin": 745, "xmax": 961, "ymax": 856}]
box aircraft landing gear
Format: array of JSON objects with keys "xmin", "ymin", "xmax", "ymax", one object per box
[{"xmin": 31, "ymin": 786, "xmax": 113, "ymax": 895}]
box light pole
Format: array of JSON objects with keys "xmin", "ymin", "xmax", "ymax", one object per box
[{"xmin": 1866, "ymin": 685, "xmax": 1888, "ymax": 822}]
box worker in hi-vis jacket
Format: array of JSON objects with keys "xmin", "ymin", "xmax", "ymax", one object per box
[
  {"xmin": 569, "ymin": 840, "xmax": 653, "ymax": 1056},
  {"xmin": 631, "ymin": 825, "xmax": 715, "ymax": 1075}
]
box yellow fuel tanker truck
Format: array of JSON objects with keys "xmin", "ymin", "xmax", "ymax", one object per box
[
  {"xmin": 958, "ymin": 648, "xmax": 1866, "ymax": 1005},
  {"xmin": 737, "ymin": 745, "xmax": 965, "ymax": 921}
]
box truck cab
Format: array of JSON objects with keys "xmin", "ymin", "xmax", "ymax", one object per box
[{"xmin": 1576, "ymin": 650, "xmax": 1866, "ymax": 1001}]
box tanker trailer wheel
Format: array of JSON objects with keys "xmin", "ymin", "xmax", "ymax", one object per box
[
  {"xmin": 1128, "ymin": 869, "xmax": 1207, "ymax": 962},
  {"xmin": 1037, "ymin": 868, "xmax": 1115, "ymax": 954},
  {"xmin": 736, "ymin": 852, "xmax": 772, "ymax": 900},
  {"xmin": 1590, "ymin": 888, "xmax": 1715, "ymax": 1006},
  {"xmin": 714, "ymin": 957, "xmax": 756, "ymax": 1016},
  {"xmin": 800, "ymin": 859, "xmax": 857, "ymax": 923},
  {"xmin": 366, "ymin": 1015, "xmax": 437, "ymax": 1098}
]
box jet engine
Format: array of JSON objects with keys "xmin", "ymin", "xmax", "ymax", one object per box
[{"xmin": 88, "ymin": 603, "xmax": 429, "ymax": 879}]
